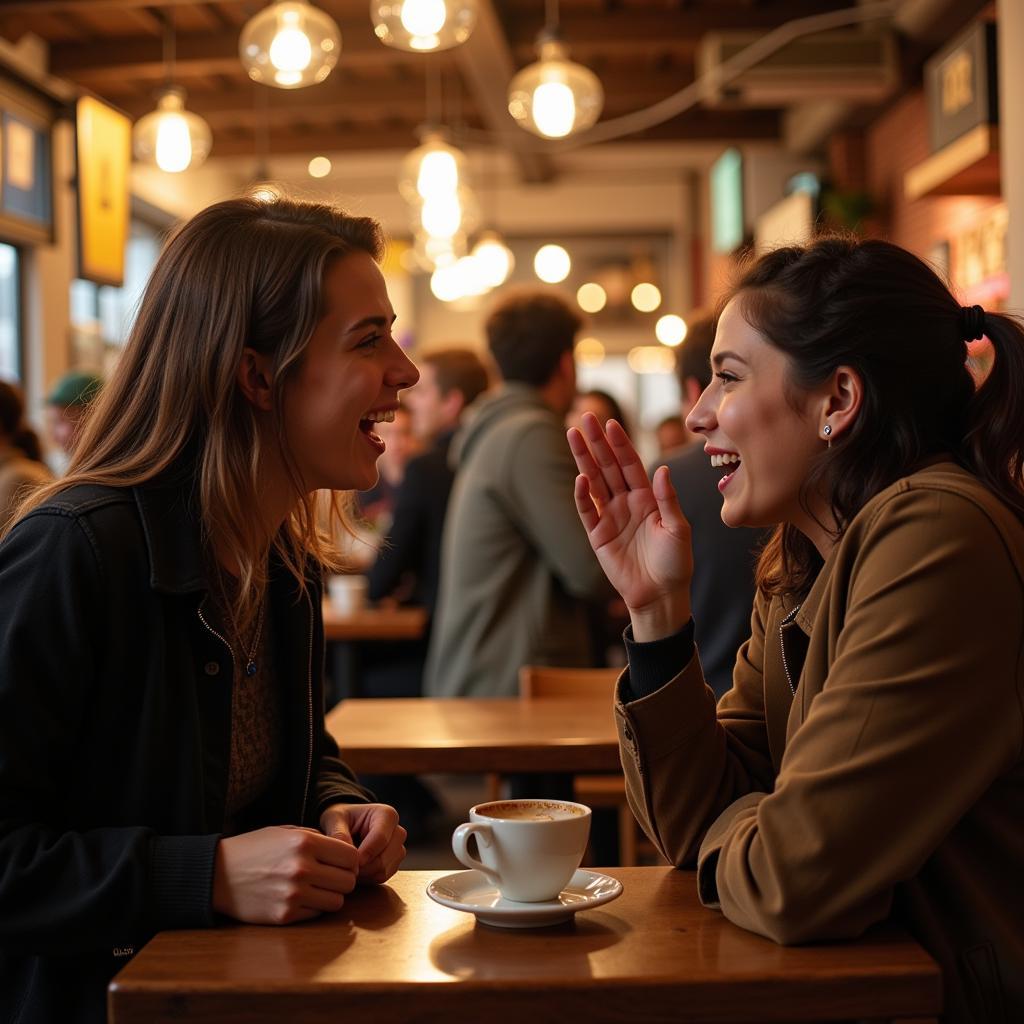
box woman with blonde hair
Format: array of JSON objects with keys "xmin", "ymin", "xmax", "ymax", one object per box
[
  {"xmin": 569, "ymin": 236, "xmax": 1024, "ymax": 1023},
  {"xmin": 0, "ymin": 194, "xmax": 416, "ymax": 1023}
]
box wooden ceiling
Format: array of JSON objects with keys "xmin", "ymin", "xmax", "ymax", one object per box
[{"xmin": 0, "ymin": 0, "xmax": 854, "ymax": 178}]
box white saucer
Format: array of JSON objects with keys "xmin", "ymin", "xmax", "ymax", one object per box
[{"xmin": 426, "ymin": 869, "xmax": 623, "ymax": 928}]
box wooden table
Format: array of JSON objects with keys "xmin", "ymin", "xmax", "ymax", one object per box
[
  {"xmin": 108, "ymin": 868, "xmax": 942, "ymax": 1024},
  {"xmin": 327, "ymin": 696, "xmax": 621, "ymax": 774},
  {"xmin": 322, "ymin": 602, "xmax": 427, "ymax": 642}
]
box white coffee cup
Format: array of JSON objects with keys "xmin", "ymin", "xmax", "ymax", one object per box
[
  {"xmin": 451, "ymin": 799, "xmax": 591, "ymax": 903},
  {"xmin": 327, "ymin": 574, "xmax": 368, "ymax": 615}
]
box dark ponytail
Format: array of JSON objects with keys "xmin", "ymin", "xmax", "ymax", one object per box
[{"xmin": 962, "ymin": 312, "xmax": 1024, "ymax": 520}]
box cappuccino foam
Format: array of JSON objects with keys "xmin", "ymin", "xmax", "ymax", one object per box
[{"xmin": 477, "ymin": 800, "xmax": 585, "ymax": 821}]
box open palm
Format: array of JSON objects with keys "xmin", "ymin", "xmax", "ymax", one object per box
[{"xmin": 568, "ymin": 413, "xmax": 693, "ymax": 616}]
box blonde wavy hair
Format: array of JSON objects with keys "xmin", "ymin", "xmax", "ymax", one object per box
[{"xmin": 15, "ymin": 193, "xmax": 384, "ymax": 627}]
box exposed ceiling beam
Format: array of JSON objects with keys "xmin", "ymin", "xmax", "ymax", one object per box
[
  {"xmin": 48, "ymin": 26, "xmax": 433, "ymax": 81},
  {"xmin": 206, "ymin": 107, "xmax": 781, "ymax": 158},
  {"xmin": 454, "ymin": 0, "xmax": 552, "ymax": 183}
]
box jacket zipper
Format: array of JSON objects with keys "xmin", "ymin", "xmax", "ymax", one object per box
[
  {"xmin": 197, "ymin": 601, "xmax": 235, "ymax": 674},
  {"xmin": 779, "ymin": 604, "xmax": 802, "ymax": 695}
]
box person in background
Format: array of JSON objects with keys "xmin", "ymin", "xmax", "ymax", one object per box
[
  {"xmin": 0, "ymin": 195, "xmax": 412, "ymax": 1024},
  {"xmin": 653, "ymin": 412, "xmax": 689, "ymax": 458},
  {"xmin": 0, "ymin": 380, "xmax": 52, "ymax": 531},
  {"xmin": 425, "ymin": 289, "xmax": 609, "ymax": 699},
  {"xmin": 45, "ymin": 369, "xmax": 103, "ymax": 465},
  {"xmin": 567, "ymin": 388, "xmax": 631, "ymax": 439},
  {"xmin": 368, "ymin": 346, "xmax": 490, "ymax": 649},
  {"xmin": 663, "ymin": 317, "xmax": 765, "ymax": 698},
  {"xmin": 569, "ymin": 236, "xmax": 1024, "ymax": 1023}
]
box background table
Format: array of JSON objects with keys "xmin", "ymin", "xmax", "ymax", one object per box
[
  {"xmin": 108, "ymin": 868, "xmax": 942, "ymax": 1024},
  {"xmin": 323, "ymin": 603, "xmax": 427, "ymax": 700},
  {"xmin": 322, "ymin": 603, "xmax": 427, "ymax": 642},
  {"xmin": 327, "ymin": 696, "xmax": 621, "ymax": 774}
]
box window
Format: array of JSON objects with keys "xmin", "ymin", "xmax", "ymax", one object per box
[
  {"xmin": 69, "ymin": 219, "xmax": 162, "ymax": 373},
  {"xmin": 0, "ymin": 242, "xmax": 21, "ymax": 380}
]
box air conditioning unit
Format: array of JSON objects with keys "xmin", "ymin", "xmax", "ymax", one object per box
[{"xmin": 697, "ymin": 30, "xmax": 899, "ymax": 107}]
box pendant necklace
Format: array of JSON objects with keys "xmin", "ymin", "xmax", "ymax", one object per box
[{"xmin": 239, "ymin": 597, "xmax": 267, "ymax": 677}]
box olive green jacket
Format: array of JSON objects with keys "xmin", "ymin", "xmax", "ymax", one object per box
[
  {"xmin": 425, "ymin": 383, "xmax": 608, "ymax": 698},
  {"xmin": 616, "ymin": 463, "xmax": 1024, "ymax": 1024}
]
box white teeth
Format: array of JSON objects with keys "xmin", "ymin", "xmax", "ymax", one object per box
[
  {"xmin": 363, "ymin": 409, "xmax": 396, "ymax": 424},
  {"xmin": 710, "ymin": 453, "xmax": 740, "ymax": 468}
]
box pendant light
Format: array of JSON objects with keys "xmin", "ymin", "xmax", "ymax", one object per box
[
  {"xmin": 133, "ymin": 14, "xmax": 212, "ymax": 173},
  {"xmin": 371, "ymin": 0, "xmax": 477, "ymax": 52},
  {"xmin": 239, "ymin": 1, "xmax": 341, "ymax": 89},
  {"xmin": 398, "ymin": 129, "xmax": 468, "ymax": 205},
  {"xmin": 507, "ymin": 0, "xmax": 602, "ymax": 139}
]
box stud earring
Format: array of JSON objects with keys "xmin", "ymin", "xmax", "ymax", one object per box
[{"xmin": 823, "ymin": 423, "xmax": 832, "ymax": 449}]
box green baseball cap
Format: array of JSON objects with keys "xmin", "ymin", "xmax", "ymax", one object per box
[{"xmin": 47, "ymin": 371, "xmax": 103, "ymax": 408}]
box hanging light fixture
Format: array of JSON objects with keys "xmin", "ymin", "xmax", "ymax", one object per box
[
  {"xmin": 239, "ymin": 1, "xmax": 341, "ymax": 89},
  {"xmin": 133, "ymin": 14, "xmax": 212, "ymax": 173},
  {"xmin": 508, "ymin": 0, "xmax": 602, "ymax": 140},
  {"xmin": 399, "ymin": 130, "xmax": 468, "ymax": 204},
  {"xmin": 133, "ymin": 88, "xmax": 212, "ymax": 173},
  {"xmin": 371, "ymin": 0, "xmax": 477, "ymax": 52},
  {"xmin": 470, "ymin": 230, "xmax": 514, "ymax": 289}
]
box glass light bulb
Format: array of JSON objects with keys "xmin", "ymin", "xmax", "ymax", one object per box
[
  {"xmin": 372, "ymin": 0, "xmax": 476, "ymax": 53},
  {"xmin": 400, "ymin": 0, "xmax": 447, "ymax": 38},
  {"xmin": 631, "ymin": 282, "xmax": 662, "ymax": 313},
  {"xmin": 534, "ymin": 244, "xmax": 570, "ymax": 284},
  {"xmin": 577, "ymin": 282, "xmax": 606, "ymax": 313},
  {"xmin": 417, "ymin": 150, "xmax": 458, "ymax": 199},
  {"xmin": 655, "ymin": 315, "xmax": 687, "ymax": 347},
  {"xmin": 270, "ymin": 25, "xmax": 313, "ymax": 72},
  {"xmin": 421, "ymin": 194, "xmax": 463, "ymax": 237},
  {"xmin": 155, "ymin": 113, "xmax": 192, "ymax": 173},
  {"xmin": 532, "ymin": 80, "xmax": 576, "ymax": 139},
  {"xmin": 239, "ymin": 2, "xmax": 341, "ymax": 89},
  {"xmin": 472, "ymin": 236, "xmax": 514, "ymax": 288},
  {"xmin": 430, "ymin": 263, "xmax": 465, "ymax": 302}
]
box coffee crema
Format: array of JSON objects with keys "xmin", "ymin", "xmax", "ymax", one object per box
[{"xmin": 476, "ymin": 800, "xmax": 586, "ymax": 821}]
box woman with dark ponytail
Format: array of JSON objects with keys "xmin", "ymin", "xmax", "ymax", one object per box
[
  {"xmin": 569, "ymin": 236, "xmax": 1024, "ymax": 1024},
  {"xmin": 0, "ymin": 380, "xmax": 51, "ymax": 529}
]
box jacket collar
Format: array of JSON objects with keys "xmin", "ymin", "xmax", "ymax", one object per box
[{"xmin": 132, "ymin": 470, "xmax": 206, "ymax": 595}]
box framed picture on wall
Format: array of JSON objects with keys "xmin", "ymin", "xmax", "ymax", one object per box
[
  {"xmin": 75, "ymin": 95, "xmax": 131, "ymax": 287},
  {"xmin": 0, "ymin": 110, "xmax": 52, "ymax": 240}
]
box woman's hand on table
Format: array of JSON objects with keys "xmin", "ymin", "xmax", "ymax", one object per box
[
  {"xmin": 568, "ymin": 413, "xmax": 694, "ymax": 642},
  {"xmin": 320, "ymin": 802, "xmax": 407, "ymax": 885},
  {"xmin": 210, "ymin": 804, "xmax": 405, "ymax": 925},
  {"xmin": 212, "ymin": 824, "xmax": 360, "ymax": 925}
]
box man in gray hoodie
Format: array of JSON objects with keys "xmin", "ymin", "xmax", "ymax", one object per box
[{"xmin": 424, "ymin": 289, "xmax": 609, "ymax": 698}]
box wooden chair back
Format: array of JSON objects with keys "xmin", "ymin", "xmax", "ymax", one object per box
[{"xmin": 518, "ymin": 665, "xmax": 621, "ymax": 700}]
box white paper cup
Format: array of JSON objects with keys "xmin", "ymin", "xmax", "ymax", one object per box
[
  {"xmin": 451, "ymin": 799, "xmax": 591, "ymax": 902},
  {"xmin": 328, "ymin": 574, "xmax": 368, "ymax": 615}
]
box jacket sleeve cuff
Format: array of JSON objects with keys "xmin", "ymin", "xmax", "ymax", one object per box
[
  {"xmin": 696, "ymin": 792, "xmax": 765, "ymax": 909},
  {"xmin": 622, "ymin": 619, "xmax": 696, "ymax": 701},
  {"xmin": 149, "ymin": 833, "xmax": 220, "ymax": 929}
]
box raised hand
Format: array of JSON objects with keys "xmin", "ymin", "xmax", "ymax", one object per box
[{"xmin": 567, "ymin": 413, "xmax": 693, "ymax": 641}]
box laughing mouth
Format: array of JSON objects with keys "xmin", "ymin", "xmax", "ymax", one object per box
[{"xmin": 359, "ymin": 408, "xmax": 396, "ymax": 437}]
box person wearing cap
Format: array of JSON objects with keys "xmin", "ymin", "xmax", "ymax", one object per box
[{"xmin": 46, "ymin": 370, "xmax": 103, "ymax": 459}]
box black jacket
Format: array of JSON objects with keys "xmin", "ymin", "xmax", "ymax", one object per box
[
  {"xmin": 367, "ymin": 430, "xmax": 455, "ymax": 617},
  {"xmin": 0, "ymin": 476, "xmax": 371, "ymax": 1024}
]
